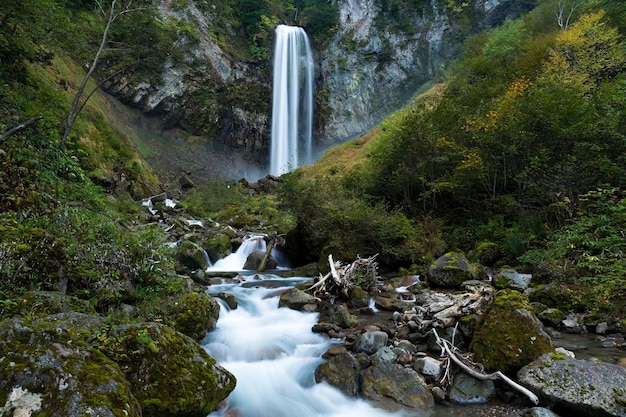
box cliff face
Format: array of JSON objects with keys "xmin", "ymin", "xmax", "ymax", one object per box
[{"xmin": 102, "ymin": 0, "xmax": 534, "ymax": 177}]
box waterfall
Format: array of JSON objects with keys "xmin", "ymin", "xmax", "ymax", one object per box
[
  {"xmin": 208, "ymin": 234, "xmax": 266, "ymax": 272},
  {"xmin": 270, "ymin": 25, "xmax": 314, "ymax": 176}
]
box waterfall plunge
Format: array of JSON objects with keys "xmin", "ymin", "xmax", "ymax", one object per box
[{"xmin": 270, "ymin": 25, "xmax": 314, "ymax": 176}]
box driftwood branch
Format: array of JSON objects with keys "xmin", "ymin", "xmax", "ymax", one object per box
[
  {"xmin": 0, "ymin": 116, "xmax": 43, "ymax": 144},
  {"xmin": 432, "ymin": 329, "xmax": 539, "ymax": 405},
  {"xmin": 307, "ymin": 254, "xmax": 380, "ymax": 297}
]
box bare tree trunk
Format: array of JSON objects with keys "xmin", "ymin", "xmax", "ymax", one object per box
[{"xmin": 61, "ymin": 0, "xmax": 133, "ymax": 148}]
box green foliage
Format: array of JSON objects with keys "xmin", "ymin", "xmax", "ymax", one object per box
[{"xmin": 541, "ymin": 187, "xmax": 626, "ymax": 313}]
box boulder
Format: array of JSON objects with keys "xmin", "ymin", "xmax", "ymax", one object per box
[
  {"xmin": 426, "ymin": 252, "xmax": 475, "ymax": 288},
  {"xmin": 0, "ymin": 314, "xmax": 142, "ymax": 417},
  {"xmin": 243, "ymin": 250, "xmax": 277, "ymax": 270},
  {"xmin": 109, "ymin": 322, "xmax": 236, "ymax": 417},
  {"xmin": 348, "ymin": 285, "xmax": 371, "ymax": 308},
  {"xmin": 178, "ymin": 239, "xmax": 211, "ymax": 271},
  {"xmin": 278, "ymin": 288, "xmax": 318, "ymax": 311},
  {"xmin": 469, "ymin": 289, "xmax": 553, "ymax": 371},
  {"xmin": 448, "ymin": 372, "xmax": 496, "ymax": 404},
  {"xmin": 518, "ymin": 353, "xmax": 626, "ymax": 417},
  {"xmin": 168, "ymin": 291, "xmax": 220, "ymax": 339},
  {"xmin": 492, "ymin": 268, "xmax": 531, "ymax": 291},
  {"xmin": 315, "ymin": 351, "xmax": 361, "ymax": 396},
  {"xmin": 361, "ymin": 363, "xmax": 435, "ymax": 412},
  {"xmin": 353, "ymin": 331, "xmax": 388, "ymax": 355},
  {"xmin": 329, "ymin": 304, "xmax": 358, "ymax": 328}
]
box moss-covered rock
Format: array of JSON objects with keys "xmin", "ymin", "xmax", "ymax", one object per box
[
  {"xmin": 178, "ymin": 239, "xmax": 211, "ymax": 271},
  {"xmin": 168, "ymin": 291, "xmax": 220, "ymax": 340},
  {"xmin": 109, "ymin": 322, "xmax": 236, "ymax": 417},
  {"xmin": 492, "ymin": 268, "xmax": 531, "ymax": 291},
  {"xmin": 469, "ymin": 289, "xmax": 553, "ymax": 372},
  {"xmin": 426, "ymin": 252, "xmax": 475, "ymax": 288},
  {"xmin": 526, "ymin": 283, "xmax": 581, "ymax": 312},
  {"xmin": 0, "ymin": 290, "xmax": 95, "ymax": 320},
  {"xmin": 0, "ymin": 314, "xmax": 142, "ymax": 417},
  {"xmin": 471, "ymin": 241, "xmax": 501, "ymax": 267}
]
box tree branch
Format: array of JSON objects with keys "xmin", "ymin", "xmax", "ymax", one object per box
[
  {"xmin": 432, "ymin": 329, "xmax": 540, "ymax": 405},
  {"xmin": 0, "ymin": 116, "xmax": 43, "ymax": 144}
]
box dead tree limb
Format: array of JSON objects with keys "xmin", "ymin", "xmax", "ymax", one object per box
[
  {"xmin": 432, "ymin": 329, "xmax": 539, "ymax": 405},
  {"xmin": 0, "ymin": 116, "xmax": 43, "ymax": 144}
]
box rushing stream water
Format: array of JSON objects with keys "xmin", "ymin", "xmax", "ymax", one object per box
[{"xmin": 202, "ymin": 275, "xmax": 405, "ymax": 417}]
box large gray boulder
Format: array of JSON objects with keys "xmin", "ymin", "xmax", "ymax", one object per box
[
  {"xmin": 360, "ymin": 363, "xmax": 434, "ymax": 413},
  {"xmin": 426, "ymin": 252, "xmax": 475, "ymax": 288},
  {"xmin": 518, "ymin": 353, "xmax": 626, "ymax": 417}
]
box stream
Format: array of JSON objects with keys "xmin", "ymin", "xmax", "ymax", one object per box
[
  {"xmin": 199, "ymin": 244, "xmax": 624, "ymax": 417},
  {"xmin": 202, "ymin": 274, "xmax": 406, "ymax": 417}
]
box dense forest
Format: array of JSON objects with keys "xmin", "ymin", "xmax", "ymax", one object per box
[{"xmin": 1, "ymin": 0, "xmax": 626, "ymax": 325}]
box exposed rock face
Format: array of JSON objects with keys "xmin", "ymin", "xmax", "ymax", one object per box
[
  {"xmin": 102, "ymin": 0, "xmax": 535, "ymax": 175},
  {"xmin": 518, "ymin": 353, "xmax": 626, "ymax": 417},
  {"xmin": 469, "ymin": 290, "xmax": 553, "ymax": 371}
]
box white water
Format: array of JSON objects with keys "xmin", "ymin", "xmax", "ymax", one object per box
[
  {"xmin": 270, "ymin": 25, "xmax": 314, "ymax": 176},
  {"xmin": 208, "ymin": 235, "xmax": 267, "ymax": 272},
  {"xmin": 202, "ymin": 276, "xmax": 404, "ymax": 417}
]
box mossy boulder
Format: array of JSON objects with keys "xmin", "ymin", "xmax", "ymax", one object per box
[
  {"xmin": 168, "ymin": 291, "xmax": 221, "ymax": 340},
  {"xmin": 471, "ymin": 241, "xmax": 501, "ymax": 267},
  {"xmin": 0, "ymin": 314, "xmax": 142, "ymax": 417},
  {"xmin": 178, "ymin": 239, "xmax": 211, "ymax": 271},
  {"xmin": 526, "ymin": 283, "xmax": 581, "ymax": 312},
  {"xmin": 426, "ymin": 252, "xmax": 475, "ymax": 288},
  {"xmin": 109, "ymin": 322, "xmax": 236, "ymax": 417},
  {"xmin": 469, "ymin": 289, "xmax": 553, "ymax": 372},
  {"xmin": 243, "ymin": 250, "xmax": 277, "ymax": 270}
]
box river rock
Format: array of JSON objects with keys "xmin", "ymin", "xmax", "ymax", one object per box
[
  {"xmin": 243, "ymin": 250, "xmax": 277, "ymax": 270},
  {"xmin": 518, "ymin": 353, "xmax": 626, "ymax": 417},
  {"xmin": 330, "ymin": 303, "xmax": 359, "ymax": 328},
  {"xmin": 469, "ymin": 289, "xmax": 553, "ymax": 371},
  {"xmin": 178, "ymin": 239, "xmax": 211, "ymax": 271},
  {"xmin": 537, "ymin": 307, "xmax": 565, "ymax": 328},
  {"xmin": 349, "ymin": 285, "xmax": 371, "ymax": 308},
  {"xmin": 168, "ymin": 291, "xmax": 220, "ymax": 339},
  {"xmin": 493, "ymin": 268, "xmax": 531, "ymax": 291},
  {"xmin": 506, "ymin": 407, "xmax": 563, "ymax": 417},
  {"xmin": 361, "ymin": 363, "xmax": 435, "ymax": 412},
  {"xmin": 0, "ymin": 314, "xmax": 142, "ymax": 417},
  {"xmin": 315, "ymin": 351, "xmax": 361, "ymax": 396},
  {"xmin": 413, "ymin": 356, "xmax": 444, "ymax": 381},
  {"xmin": 353, "ymin": 331, "xmax": 388, "ymax": 355},
  {"xmin": 448, "ymin": 372, "xmax": 496, "ymax": 404},
  {"xmin": 109, "ymin": 322, "xmax": 236, "ymax": 417},
  {"xmin": 278, "ymin": 288, "xmax": 318, "ymax": 311},
  {"xmin": 426, "ymin": 252, "xmax": 475, "ymax": 288}
]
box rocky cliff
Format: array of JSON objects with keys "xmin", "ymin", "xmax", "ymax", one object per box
[{"xmin": 102, "ymin": 0, "xmax": 535, "ymax": 178}]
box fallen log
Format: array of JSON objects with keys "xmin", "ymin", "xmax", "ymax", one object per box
[{"xmin": 432, "ymin": 328, "xmax": 539, "ymax": 405}]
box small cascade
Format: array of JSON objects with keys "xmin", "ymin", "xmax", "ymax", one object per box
[
  {"xmin": 207, "ymin": 234, "xmax": 266, "ymax": 272},
  {"xmin": 270, "ymin": 25, "xmax": 314, "ymax": 176},
  {"xmin": 203, "ymin": 277, "xmax": 404, "ymax": 417}
]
